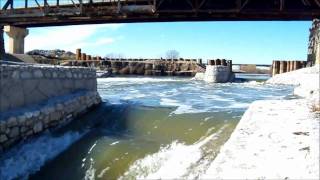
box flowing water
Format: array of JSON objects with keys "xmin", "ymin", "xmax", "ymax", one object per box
[{"xmin": 0, "ymin": 77, "xmax": 293, "ymax": 180}]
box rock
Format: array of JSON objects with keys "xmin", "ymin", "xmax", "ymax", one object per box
[
  {"xmin": 0, "ymin": 121, "xmax": 6, "ymax": 133},
  {"xmin": 8, "ymin": 127, "xmax": 20, "ymax": 138},
  {"xmin": 20, "ymin": 71, "xmax": 32, "ymax": 79},
  {"xmin": 7, "ymin": 117, "xmax": 18, "ymax": 127},
  {"xmin": 33, "ymin": 122, "xmax": 43, "ymax": 133},
  {"xmin": 20, "ymin": 126, "xmax": 29, "ymax": 133},
  {"xmin": 50, "ymin": 111, "xmax": 61, "ymax": 121},
  {"xmin": 33, "ymin": 69, "xmax": 43, "ymax": 78},
  {"xmin": 0, "ymin": 134, "xmax": 8, "ymax": 143},
  {"xmin": 11, "ymin": 70, "xmax": 20, "ymax": 79}
]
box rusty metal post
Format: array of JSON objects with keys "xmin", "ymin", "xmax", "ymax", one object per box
[
  {"xmin": 279, "ymin": 61, "xmax": 286, "ymax": 74},
  {"xmin": 76, "ymin": 48, "xmax": 81, "ymax": 60},
  {"xmin": 221, "ymin": 59, "xmax": 227, "ymax": 66},
  {"xmin": 290, "ymin": 61, "xmax": 295, "ymax": 71},
  {"xmin": 272, "ymin": 61, "xmax": 280, "ymax": 76},
  {"xmin": 293, "ymin": 61, "xmax": 298, "ymax": 71},
  {"xmin": 87, "ymin": 55, "xmax": 91, "ymax": 60},
  {"xmin": 227, "ymin": 60, "xmax": 233, "ymax": 72},
  {"xmin": 286, "ymin": 61, "xmax": 291, "ymax": 72},
  {"xmin": 215, "ymin": 59, "xmax": 221, "ymax": 65},
  {"xmin": 81, "ymin": 53, "xmax": 86, "ymax": 60}
]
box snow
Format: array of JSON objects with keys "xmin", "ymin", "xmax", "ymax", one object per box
[{"xmin": 202, "ymin": 65, "xmax": 320, "ymax": 179}]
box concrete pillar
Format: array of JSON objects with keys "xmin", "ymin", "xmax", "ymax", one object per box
[
  {"xmin": 215, "ymin": 59, "xmax": 221, "ymax": 65},
  {"xmin": 87, "ymin": 55, "xmax": 91, "ymax": 60},
  {"xmin": 279, "ymin": 61, "xmax": 287, "ymax": 74},
  {"xmin": 76, "ymin": 48, "xmax": 81, "ymax": 60},
  {"xmin": 197, "ymin": 59, "xmax": 202, "ymax": 64},
  {"xmin": 4, "ymin": 26, "xmax": 29, "ymax": 54}
]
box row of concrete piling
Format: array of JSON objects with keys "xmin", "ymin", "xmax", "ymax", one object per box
[
  {"xmin": 271, "ymin": 60, "xmax": 307, "ymax": 76},
  {"xmin": 76, "ymin": 48, "xmax": 203, "ymax": 63},
  {"xmin": 76, "ymin": 48, "xmax": 102, "ymax": 61}
]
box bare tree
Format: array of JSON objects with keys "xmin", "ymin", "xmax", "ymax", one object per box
[
  {"xmin": 165, "ymin": 50, "xmax": 179, "ymax": 59},
  {"xmin": 105, "ymin": 53, "xmax": 125, "ymax": 59}
]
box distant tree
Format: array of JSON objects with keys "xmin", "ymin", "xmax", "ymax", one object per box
[
  {"xmin": 165, "ymin": 50, "xmax": 180, "ymax": 59},
  {"xmin": 105, "ymin": 53, "xmax": 125, "ymax": 59}
]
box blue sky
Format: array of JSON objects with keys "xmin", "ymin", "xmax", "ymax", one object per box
[{"xmin": 4, "ymin": 21, "xmax": 311, "ymax": 64}]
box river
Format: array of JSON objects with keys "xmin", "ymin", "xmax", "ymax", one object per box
[{"xmin": 0, "ymin": 76, "xmax": 293, "ymax": 180}]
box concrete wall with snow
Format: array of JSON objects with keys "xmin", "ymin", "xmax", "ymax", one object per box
[{"xmin": 203, "ymin": 65, "xmax": 234, "ymax": 83}]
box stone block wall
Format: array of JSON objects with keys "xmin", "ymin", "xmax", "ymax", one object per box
[
  {"xmin": 0, "ymin": 64, "xmax": 101, "ymax": 151},
  {"xmin": 0, "ymin": 64, "xmax": 97, "ymax": 112},
  {"xmin": 0, "ymin": 91, "xmax": 101, "ymax": 152}
]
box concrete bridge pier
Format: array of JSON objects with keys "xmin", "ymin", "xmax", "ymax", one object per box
[{"xmin": 4, "ymin": 26, "xmax": 29, "ymax": 54}]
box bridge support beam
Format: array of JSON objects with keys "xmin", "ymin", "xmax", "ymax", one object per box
[{"xmin": 4, "ymin": 26, "xmax": 29, "ymax": 54}]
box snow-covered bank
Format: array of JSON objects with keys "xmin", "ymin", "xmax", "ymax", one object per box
[
  {"xmin": 202, "ymin": 100, "xmax": 319, "ymax": 179},
  {"xmin": 267, "ymin": 64, "xmax": 319, "ymax": 101},
  {"xmin": 202, "ymin": 65, "xmax": 319, "ymax": 179}
]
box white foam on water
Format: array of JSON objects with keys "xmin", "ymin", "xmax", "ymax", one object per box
[
  {"xmin": 159, "ymin": 98, "xmax": 180, "ymax": 107},
  {"xmin": 226, "ymin": 102, "xmax": 251, "ymax": 109},
  {"xmin": 110, "ymin": 141, "xmax": 120, "ymax": 146},
  {"xmin": 98, "ymin": 77, "xmax": 187, "ymax": 84},
  {"xmin": 119, "ymin": 125, "xmax": 228, "ymax": 180},
  {"xmin": 0, "ymin": 131, "xmax": 84, "ymax": 180}
]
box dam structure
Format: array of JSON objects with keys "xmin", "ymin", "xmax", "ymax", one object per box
[{"xmin": 0, "ymin": 1, "xmax": 319, "ymax": 179}]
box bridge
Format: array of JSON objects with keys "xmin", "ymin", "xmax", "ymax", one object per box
[{"xmin": 0, "ymin": 0, "xmax": 320, "ymax": 55}]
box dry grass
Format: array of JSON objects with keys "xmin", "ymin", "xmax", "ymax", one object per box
[{"xmin": 311, "ymin": 103, "xmax": 320, "ymax": 112}]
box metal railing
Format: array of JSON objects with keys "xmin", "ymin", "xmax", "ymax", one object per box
[{"xmin": 1, "ymin": 0, "xmax": 131, "ymax": 10}]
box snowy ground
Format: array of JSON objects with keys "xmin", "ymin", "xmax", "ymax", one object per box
[{"xmin": 202, "ymin": 65, "xmax": 320, "ymax": 179}]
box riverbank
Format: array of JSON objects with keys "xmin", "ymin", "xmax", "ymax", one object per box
[{"xmin": 202, "ymin": 65, "xmax": 319, "ymax": 179}]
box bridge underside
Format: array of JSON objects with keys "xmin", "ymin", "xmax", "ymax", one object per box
[{"xmin": 1, "ymin": 0, "xmax": 320, "ymax": 27}]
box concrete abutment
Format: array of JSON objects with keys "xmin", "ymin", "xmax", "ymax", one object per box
[{"xmin": 4, "ymin": 26, "xmax": 28, "ymax": 54}]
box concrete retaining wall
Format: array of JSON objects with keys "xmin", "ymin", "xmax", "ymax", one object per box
[
  {"xmin": 0, "ymin": 64, "xmax": 101, "ymax": 152},
  {"xmin": 0, "ymin": 64, "xmax": 97, "ymax": 112}
]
